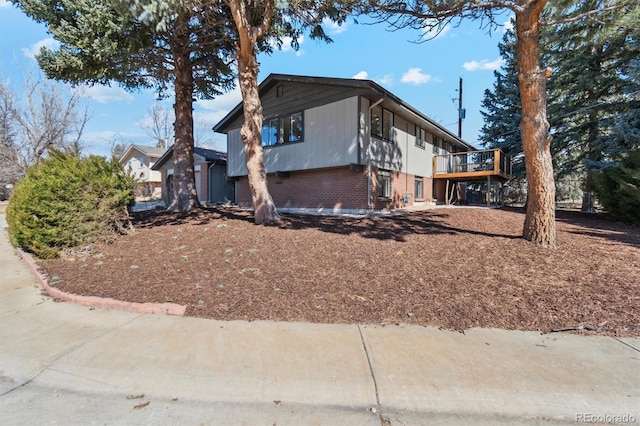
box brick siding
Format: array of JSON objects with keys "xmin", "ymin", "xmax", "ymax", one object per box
[{"xmin": 234, "ymin": 166, "xmax": 434, "ymax": 210}]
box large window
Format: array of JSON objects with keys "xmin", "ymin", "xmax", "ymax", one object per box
[
  {"xmin": 416, "ymin": 126, "xmax": 426, "ymax": 149},
  {"xmin": 377, "ymin": 170, "xmax": 392, "ymax": 198},
  {"xmin": 371, "ymin": 105, "xmax": 394, "ymax": 141},
  {"xmin": 414, "ymin": 176, "xmax": 424, "ymax": 199},
  {"xmin": 261, "ymin": 112, "xmax": 304, "ymax": 147}
]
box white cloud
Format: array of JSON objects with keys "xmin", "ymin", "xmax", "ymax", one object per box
[
  {"xmin": 270, "ymin": 35, "xmax": 305, "ymax": 56},
  {"xmin": 323, "ymin": 18, "xmax": 349, "ymax": 35},
  {"xmin": 198, "ymin": 86, "xmax": 243, "ymax": 113},
  {"xmin": 421, "ymin": 20, "xmax": 451, "ymax": 40},
  {"xmin": 377, "ymin": 74, "xmax": 394, "ymax": 86},
  {"xmin": 353, "ymin": 72, "xmax": 393, "ymax": 86},
  {"xmin": 463, "ymin": 58, "xmax": 504, "ymax": 71},
  {"xmin": 0, "ymin": 0, "xmax": 11, "ymax": 8},
  {"xmin": 503, "ymin": 16, "xmax": 515, "ymax": 33},
  {"xmin": 352, "ymin": 71, "xmax": 368, "ymax": 80},
  {"xmin": 22, "ymin": 38, "xmax": 60, "ymax": 59},
  {"xmin": 79, "ymin": 85, "xmax": 135, "ymax": 103},
  {"xmin": 401, "ymin": 68, "xmax": 433, "ymax": 85}
]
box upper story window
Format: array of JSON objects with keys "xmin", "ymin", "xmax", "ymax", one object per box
[
  {"xmin": 416, "ymin": 126, "xmax": 427, "ymax": 149},
  {"xmin": 432, "ymin": 136, "xmax": 440, "ymax": 154},
  {"xmin": 371, "ymin": 105, "xmax": 394, "ymax": 141},
  {"xmin": 262, "ymin": 112, "xmax": 304, "ymax": 147}
]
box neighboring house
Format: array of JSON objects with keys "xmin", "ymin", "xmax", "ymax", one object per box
[
  {"xmin": 152, "ymin": 146, "xmax": 234, "ymax": 206},
  {"xmin": 213, "ymin": 73, "xmax": 488, "ymax": 211},
  {"xmin": 119, "ymin": 144, "xmax": 167, "ymax": 200}
]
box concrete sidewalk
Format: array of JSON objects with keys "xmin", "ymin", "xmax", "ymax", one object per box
[{"xmin": 0, "ymin": 214, "xmax": 638, "ymax": 425}]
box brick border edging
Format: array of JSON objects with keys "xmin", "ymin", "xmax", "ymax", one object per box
[{"xmin": 16, "ymin": 247, "xmax": 187, "ymax": 316}]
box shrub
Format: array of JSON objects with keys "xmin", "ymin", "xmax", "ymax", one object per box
[
  {"xmin": 6, "ymin": 152, "xmax": 136, "ymax": 258},
  {"xmin": 589, "ymin": 150, "xmax": 640, "ymax": 225}
]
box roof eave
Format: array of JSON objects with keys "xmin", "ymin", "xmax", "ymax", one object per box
[{"xmin": 212, "ymin": 73, "xmax": 475, "ymax": 150}]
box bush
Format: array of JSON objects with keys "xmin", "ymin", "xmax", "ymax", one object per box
[
  {"xmin": 590, "ymin": 150, "xmax": 640, "ymax": 225},
  {"xmin": 6, "ymin": 152, "xmax": 136, "ymax": 258}
]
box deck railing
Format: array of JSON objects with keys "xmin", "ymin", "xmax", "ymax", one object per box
[{"xmin": 434, "ymin": 149, "xmax": 512, "ymax": 179}]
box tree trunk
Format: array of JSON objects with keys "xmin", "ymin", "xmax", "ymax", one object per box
[
  {"xmin": 228, "ymin": 0, "xmax": 280, "ymax": 225},
  {"xmin": 581, "ymin": 190, "xmax": 595, "ymax": 213},
  {"xmin": 581, "ymin": 82, "xmax": 601, "ymax": 214},
  {"xmin": 516, "ymin": 0, "xmax": 557, "ymax": 248},
  {"xmin": 167, "ymin": 20, "xmax": 199, "ymax": 213}
]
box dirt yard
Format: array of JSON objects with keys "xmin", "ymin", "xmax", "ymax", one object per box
[{"xmin": 41, "ymin": 206, "xmax": 640, "ymax": 336}]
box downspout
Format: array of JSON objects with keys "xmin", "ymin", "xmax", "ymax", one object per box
[
  {"xmin": 367, "ymin": 98, "xmax": 385, "ymax": 210},
  {"xmin": 406, "ymin": 122, "xmax": 409, "ymax": 198}
]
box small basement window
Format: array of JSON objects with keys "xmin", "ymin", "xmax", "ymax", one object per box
[{"xmin": 377, "ymin": 170, "xmax": 392, "ymax": 198}]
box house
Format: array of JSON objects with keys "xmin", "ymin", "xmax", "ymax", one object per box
[
  {"xmin": 213, "ymin": 73, "xmax": 511, "ymax": 212},
  {"xmin": 119, "ymin": 144, "xmax": 167, "ymax": 199},
  {"xmin": 152, "ymin": 146, "xmax": 234, "ymax": 206}
]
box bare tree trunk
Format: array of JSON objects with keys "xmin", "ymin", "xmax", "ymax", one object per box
[
  {"xmin": 168, "ymin": 18, "xmax": 200, "ymax": 213},
  {"xmin": 228, "ymin": 0, "xmax": 280, "ymax": 225},
  {"xmin": 516, "ymin": 0, "xmax": 556, "ymax": 248}
]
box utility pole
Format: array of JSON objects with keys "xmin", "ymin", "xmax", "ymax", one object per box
[{"xmin": 458, "ymin": 77, "xmax": 465, "ymax": 139}]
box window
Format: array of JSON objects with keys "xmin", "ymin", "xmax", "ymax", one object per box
[
  {"xmin": 432, "ymin": 136, "xmax": 440, "ymax": 154},
  {"xmin": 416, "ymin": 126, "xmax": 426, "ymax": 149},
  {"xmin": 289, "ymin": 112, "xmax": 304, "ymax": 142},
  {"xmin": 262, "ymin": 118, "xmax": 279, "ymax": 146},
  {"xmin": 261, "ymin": 112, "xmax": 304, "ymax": 147},
  {"xmin": 377, "ymin": 170, "xmax": 391, "ymax": 198},
  {"xmin": 414, "ymin": 177, "xmax": 424, "ymax": 199},
  {"xmin": 370, "ymin": 104, "xmax": 394, "ymax": 141}
]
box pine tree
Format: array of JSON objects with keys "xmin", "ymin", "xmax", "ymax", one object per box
[
  {"xmin": 479, "ymin": 26, "xmax": 524, "ymax": 178},
  {"xmin": 545, "ymin": 0, "xmax": 640, "ymax": 211},
  {"xmin": 224, "ymin": 0, "xmax": 353, "ymax": 224},
  {"xmin": 480, "ymin": 0, "xmax": 640, "ymax": 212},
  {"xmin": 13, "ymin": 0, "xmax": 236, "ymax": 212}
]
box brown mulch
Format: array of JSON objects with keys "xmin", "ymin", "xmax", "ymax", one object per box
[{"xmin": 40, "ymin": 207, "xmax": 640, "ymax": 336}]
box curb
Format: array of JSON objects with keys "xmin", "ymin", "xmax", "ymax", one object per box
[{"xmin": 15, "ymin": 245, "xmax": 187, "ymax": 316}]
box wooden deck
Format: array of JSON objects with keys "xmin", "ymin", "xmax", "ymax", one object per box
[{"xmin": 433, "ymin": 149, "xmax": 513, "ymax": 182}]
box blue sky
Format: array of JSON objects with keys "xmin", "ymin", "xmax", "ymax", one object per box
[{"xmin": 0, "ymin": 1, "xmax": 512, "ymax": 157}]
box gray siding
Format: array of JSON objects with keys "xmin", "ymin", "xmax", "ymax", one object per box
[
  {"xmin": 360, "ymin": 97, "xmax": 405, "ymax": 172},
  {"xmin": 394, "ymin": 115, "xmax": 434, "ymax": 178},
  {"xmin": 228, "ymin": 97, "xmax": 359, "ymax": 176},
  {"xmin": 360, "ymin": 97, "xmax": 437, "ymax": 177},
  {"xmin": 227, "ymin": 130, "xmax": 245, "ymax": 176},
  {"xmin": 222, "ymin": 81, "xmax": 370, "ymax": 131}
]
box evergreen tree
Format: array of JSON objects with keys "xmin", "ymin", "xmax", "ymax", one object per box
[
  {"xmin": 479, "ymin": 26, "xmax": 524, "ymax": 178},
  {"xmin": 545, "ymin": 0, "xmax": 640, "ymax": 211},
  {"xmin": 13, "ymin": 0, "xmax": 236, "ymax": 212},
  {"xmin": 15, "ymin": 0, "xmax": 354, "ymax": 221},
  {"xmin": 609, "ymin": 38, "xmax": 640, "ymax": 153},
  {"xmin": 365, "ymin": 0, "xmax": 561, "ymax": 246},
  {"xmin": 589, "ymin": 150, "xmax": 640, "ymax": 224},
  {"xmin": 480, "ymin": 0, "xmax": 640, "ymax": 211}
]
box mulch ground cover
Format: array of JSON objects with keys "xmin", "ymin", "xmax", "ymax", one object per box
[{"xmin": 41, "ymin": 206, "xmax": 640, "ymax": 336}]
